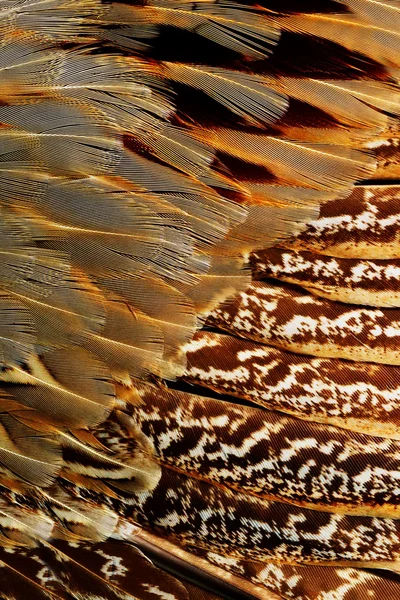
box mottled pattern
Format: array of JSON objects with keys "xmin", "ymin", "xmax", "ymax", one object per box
[
  {"xmin": 131, "ymin": 382, "xmax": 400, "ymax": 517},
  {"xmin": 125, "ymin": 467, "xmax": 400, "ymax": 565},
  {"xmin": 0, "ymin": 540, "xmax": 188, "ymax": 600},
  {"xmin": 200, "ymin": 552, "xmax": 400, "ymax": 600},
  {"xmin": 207, "ymin": 280, "xmax": 400, "ymax": 365},
  {"xmin": 57, "ymin": 466, "xmax": 400, "ymax": 566},
  {"xmin": 0, "ymin": 0, "xmax": 398, "ymax": 598},
  {"xmin": 283, "ymin": 186, "xmax": 400, "ymax": 259},
  {"xmin": 251, "ymin": 247, "xmax": 400, "ymax": 306},
  {"xmin": 183, "ymin": 331, "xmax": 400, "ymax": 439},
  {"xmin": 370, "ymin": 127, "xmax": 400, "ymax": 181}
]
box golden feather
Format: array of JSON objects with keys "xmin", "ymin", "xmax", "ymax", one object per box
[{"xmin": 0, "ymin": 0, "xmax": 398, "ymax": 598}]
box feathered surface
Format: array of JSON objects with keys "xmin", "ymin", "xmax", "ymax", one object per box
[{"xmin": 0, "ymin": 0, "xmax": 399, "ymax": 598}]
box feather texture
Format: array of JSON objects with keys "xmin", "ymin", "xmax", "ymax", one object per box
[
  {"xmin": 0, "ymin": 0, "xmax": 398, "ymax": 598},
  {"xmin": 252, "ymin": 246, "xmax": 400, "ymax": 306},
  {"xmin": 183, "ymin": 330, "xmax": 400, "ymax": 439},
  {"xmin": 207, "ymin": 280, "xmax": 400, "ymax": 364},
  {"xmin": 130, "ymin": 381, "xmax": 400, "ymax": 517}
]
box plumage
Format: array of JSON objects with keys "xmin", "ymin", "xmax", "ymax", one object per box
[
  {"xmin": 282, "ymin": 185, "xmax": 400, "ymax": 258},
  {"xmin": 277, "ymin": 12, "xmax": 400, "ymax": 67},
  {"xmin": 184, "ymin": 330, "xmax": 400, "ymax": 438},
  {"xmin": 207, "ymin": 279, "xmax": 400, "ymax": 364},
  {"xmin": 129, "ymin": 381, "xmax": 400, "ymax": 517},
  {"xmin": 252, "ymin": 246, "xmax": 400, "ymax": 306},
  {"xmin": 0, "ymin": 0, "xmax": 398, "ymax": 598}
]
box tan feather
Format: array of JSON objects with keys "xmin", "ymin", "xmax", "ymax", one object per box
[
  {"xmin": 339, "ymin": 0, "xmax": 400, "ymax": 31},
  {"xmin": 106, "ymin": 2, "xmax": 280, "ymax": 59},
  {"xmin": 164, "ymin": 63, "xmax": 289, "ymax": 126},
  {"xmin": 278, "ymin": 12, "xmax": 400, "ymax": 67},
  {"xmin": 195, "ymin": 128, "xmax": 376, "ymax": 190},
  {"xmin": 0, "ymin": 350, "xmax": 115, "ymax": 429}
]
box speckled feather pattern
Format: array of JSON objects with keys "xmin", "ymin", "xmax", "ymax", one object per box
[
  {"xmin": 183, "ymin": 331, "xmax": 400, "ymax": 439},
  {"xmin": 199, "ymin": 552, "xmax": 400, "ymax": 600},
  {"xmin": 207, "ymin": 280, "xmax": 400, "ymax": 364},
  {"xmin": 125, "ymin": 468, "xmax": 400, "ymax": 566},
  {"xmin": 370, "ymin": 127, "xmax": 400, "ymax": 181},
  {"xmin": 55, "ymin": 464, "xmax": 400, "ymax": 567},
  {"xmin": 130, "ymin": 382, "xmax": 400, "ymax": 517},
  {"xmin": 283, "ymin": 186, "xmax": 400, "ymax": 259},
  {"xmin": 252, "ymin": 247, "xmax": 400, "ymax": 306},
  {"xmin": 0, "ymin": 540, "xmax": 189, "ymax": 600}
]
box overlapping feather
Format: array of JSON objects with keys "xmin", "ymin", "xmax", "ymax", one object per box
[{"xmin": 0, "ymin": 0, "xmax": 398, "ymax": 599}]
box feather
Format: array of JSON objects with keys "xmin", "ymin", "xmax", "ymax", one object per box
[
  {"xmin": 132, "ymin": 528, "xmax": 275, "ymax": 600},
  {"xmin": 183, "ymin": 330, "xmax": 400, "ymax": 439},
  {"xmin": 278, "ymin": 12, "xmax": 400, "ymax": 67},
  {"xmin": 195, "ymin": 129, "xmax": 376, "ymax": 190},
  {"xmin": 216, "ymin": 203, "xmax": 320, "ymax": 256},
  {"xmin": 338, "ymin": 0, "xmax": 400, "ymax": 31},
  {"xmin": 0, "ymin": 41, "xmax": 175, "ymax": 135},
  {"xmin": 34, "ymin": 488, "xmax": 120, "ymax": 542},
  {"xmin": 282, "ymin": 185, "xmax": 400, "ymax": 259},
  {"xmin": 0, "ymin": 404, "xmax": 61, "ymax": 488},
  {"xmin": 0, "ymin": 215, "xmax": 69, "ymax": 302},
  {"xmin": 18, "ymin": 176, "xmax": 216, "ymax": 287},
  {"xmin": 51, "ymin": 52, "xmax": 174, "ymax": 131},
  {"xmin": 278, "ymin": 77, "xmax": 399, "ymax": 129},
  {"xmin": 48, "ymin": 539, "xmax": 189, "ymax": 599},
  {"xmin": 0, "ymin": 37, "xmax": 62, "ymax": 105},
  {"xmin": 124, "ymin": 466, "xmax": 400, "ymax": 566},
  {"xmin": 0, "ymin": 539, "xmax": 190, "ymax": 599},
  {"xmin": 0, "ymin": 0, "xmax": 104, "ymax": 42},
  {"xmin": 9, "ymin": 270, "xmax": 106, "ymax": 349},
  {"xmin": 200, "ymin": 553, "xmax": 400, "ymax": 600},
  {"xmin": 207, "ymin": 280, "xmax": 400, "ymax": 365},
  {"xmin": 99, "ymin": 276, "xmax": 197, "ymax": 372},
  {"xmin": 61, "ymin": 415, "xmax": 161, "ymax": 494},
  {"xmin": 0, "ymin": 102, "xmax": 121, "ymax": 176},
  {"xmin": 0, "ymin": 294, "xmax": 35, "ymax": 367},
  {"xmin": 132, "ymin": 126, "xmax": 223, "ymax": 185},
  {"xmin": 182, "ymin": 255, "xmax": 250, "ymax": 317},
  {"xmin": 0, "ymin": 349, "xmax": 115, "ymax": 429},
  {"xmin": 131, "ymin": 380, "xmax": 400, "ymax": 517},
  {"xmin": 84, "ymin": 300, "xmax": 165, "ymax": 380},
  {"xmin": 242, "ymin": 183, "xmax": 350, "ymax": 206},
  {"xmin": 115, "ymin": 149, "xmax": 247, "ymax": 250},
  {"xmin": 163, "ymin": 63, "xmax": 289, "ymax": 127},
  {"xmin": 105, "ymin": 2, "xmax": 280, "ymax": 59},
  {"xmin": 252, "ymin": 246, "xmax": 400, "ymax": 306}
]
